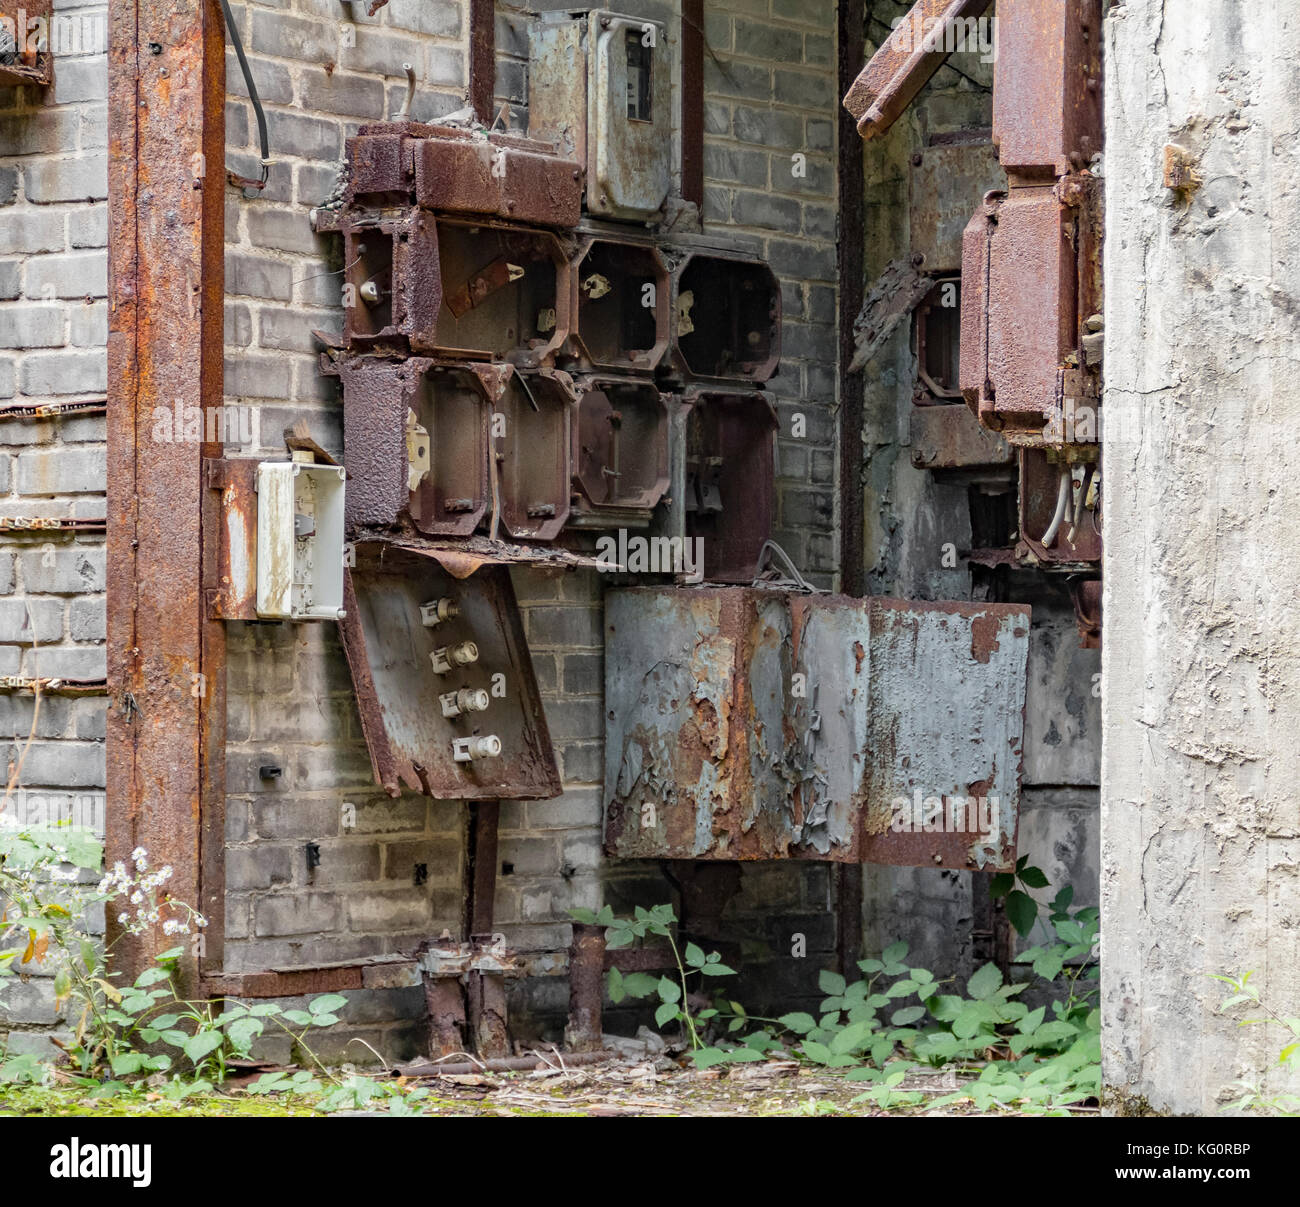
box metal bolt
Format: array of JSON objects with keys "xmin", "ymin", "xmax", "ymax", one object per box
[{"xmin": 911, "ymin": 152, "xmax": 924, "ymax": 167}]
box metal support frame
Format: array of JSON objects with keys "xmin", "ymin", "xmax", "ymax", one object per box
[
  {"xmin": 836, "ymin": 0, "xmax": 866, "ymax": 974},
  {"xmin": 107, "ymin": 0, "xmax": 226, "ymax": 988}
]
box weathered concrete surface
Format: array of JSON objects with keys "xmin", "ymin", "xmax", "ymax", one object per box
[{"xmin": 1103, "ymin": 1, "xmax": 1300, "ymax": 1114}]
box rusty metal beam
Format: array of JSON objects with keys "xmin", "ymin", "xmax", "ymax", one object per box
[
  {"xmin": 842, "ymin": 0, "xmax": 992, "ymax": 141},
  {"xmin": 107, "ymin": 0, "xmax": 226, "ymax": 990},
  {"xmin": 469, "ymin": 0, "xmax": 494, "ymax": 124},
  {"xmin": 681, "ymin": 0, "xmax": 704, "ymax": 209}
]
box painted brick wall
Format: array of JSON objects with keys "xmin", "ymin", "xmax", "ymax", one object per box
[{"xmin": 0, "ymin": 0, "xmax": 109, "ymax": 1056}]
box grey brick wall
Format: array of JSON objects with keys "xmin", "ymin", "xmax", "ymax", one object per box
[
  {"xmin": 221, "ymin": 0, "xmax": 471, "ymax": 1046},
  {"xmin": 0, "ymin": 0, "xmax": 110, "ymax": 1056},
  {"xmin": 703, "ymin": 0, "xmax": 839, "ymax": 587}
]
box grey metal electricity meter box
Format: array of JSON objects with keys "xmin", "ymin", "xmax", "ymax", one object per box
[{"xmin": 528, "ymin": 9, "xmax": 672, "ymax": 223}]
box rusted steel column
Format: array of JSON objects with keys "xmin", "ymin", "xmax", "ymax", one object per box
[
  {"xmin": 680, "ymin": 0, "xmax": 704, "ymax": 209},
  {"xmin": 107, "ymin": 0, "xmax": 226, "ymax": 989},
  {"xmin": 565, "ymin": 922, "xmax": 606, "ymax": 1051},
  {"xmin": 423, "ymin": 977, "xmax": 468, "ymax": 1057}
]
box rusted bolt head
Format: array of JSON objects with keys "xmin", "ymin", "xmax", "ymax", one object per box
[
  {"xmin": 910, "ymin": 152, "xmax": 924, "ymax": 167},
  {"xmin": 911, "ymin": 252, "xmax": 926, "ymax": 268}
]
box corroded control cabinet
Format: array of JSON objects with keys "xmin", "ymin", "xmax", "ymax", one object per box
[{"xmin": 604, "ymin": 588, "xmax": 1030, "ymax": 870}]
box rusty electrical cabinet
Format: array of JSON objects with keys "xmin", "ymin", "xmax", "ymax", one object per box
[
  {"xmin": 569, "ymin": 234, "xmax": 669, "ymax": 373},
  {"xmin": 604, "ymin": 588, "xmax": 1029, "ymax": 869},
  {"xmin": 570, "ymin": 377, "xmax": 671, "ymax": 524},
  {"xmin": 992, "ymin": 0, "xmax": 1104, "ymax": 179},
  {"xmin": 342, "ymin": 209, "xmax": 442, "ymax": 350},
  {"xmin": 341, "ymin": 546, "xmax": 560, "ymax": 800},
  {"xmin": 668, "ymin": 252, "xmax": 781, "ymax": 385},
  {"xmin": 683, "ymin": 389, "xmax": 777, "ymax": 583}
]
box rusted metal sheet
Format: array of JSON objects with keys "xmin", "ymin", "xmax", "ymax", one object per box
[
  {"xmin": 345, "ymin": 132, "xmax": 412, "ymax": 206},
  {"xmin": 340, "ymin": 545, "xmax": 560, "ymax": 800},
  {"xmin": 204, "ymin": 955, "xmax": 419, "ymax": 999},
  {"xmin": 206, "ymin": 457, "xmax": 258, "ymax": 621},
  {"xmin": 570, "ymin": 376, "xmax": 670, "ymax": 523},
  {"xmin": 668, "ymin": 251, "xmax": 781, "ymax": 385},
  {"xmin": 341, "ymin": 208, "xmax": 442, "ymax": 350},
  {"xmin": 909, "ymin": 401, "xmax": 1012, "ymax": 471},
  {"xmin": 107, "ymin": 0, "xmax": 226, "ymax": 987},
  {"xmin": 1071, "ymin": 577, "xmax": 1101, "ymax": 650},
  {"xmin": 0, "ymin": 0, "xmax": 53, "ymax": 88},
  {"xmin": 960, "ymin": 187, "xmax": 1077, "ymax": 438},
  {"xmin": 603, "ymin": 589, "xmax": 1028, "ymax": 869},
  {"xmin": 910, "ymin": 141, "xmax": 1005, "ymax": 274},
  {"xmin": 842, "ymin": 0, "xmax": 992, "ymax": 141},
  {"xmin": 992, "ymin": 0, "xmax": 1104, "ymax": 179},
  {"xmin": 496, "ymin": 367, "xmax": 576, "ymax": 541},
  {"xmin": 682, "ymin": 389, "xmax": 776, "ymax": 583},
  {"xmin": 569, "ymin": 234, "xmax": 669, "ymax": 374},
  {"xmin": 849, "ymin": 258, "xmax": 932, "ymax": 374}
]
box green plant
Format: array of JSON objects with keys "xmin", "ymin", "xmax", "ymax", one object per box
[
  {"xmin": 570, "ymin": 903, "xmax": 750, "ymax": 1068},
  {"xmin": 1212, "ymin": 972, "xmax": 1300, "ymax": 1117},
  {"xmin": 990, "ymin": 856, "xmax": 1052, "ymax": 937},
  {"xmin": 578, "ymin": 882, "xmax": 1101, "ymax": 1115}
]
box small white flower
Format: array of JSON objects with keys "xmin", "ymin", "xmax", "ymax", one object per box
[
  {"xmin": 130, "ymin": 891, "xmax": 143, "ymax": 904},
  {"xmin": 118, "ymin": 912, "xmax": 130, "ymax": 924}
]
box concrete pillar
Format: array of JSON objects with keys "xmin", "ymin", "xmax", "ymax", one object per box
[{"xmin": 1103, "ymin": 1, "xmax": 1300, "ymax": 1113}]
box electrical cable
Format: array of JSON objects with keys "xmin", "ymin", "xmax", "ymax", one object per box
[{"xmin": 220, "ymin": 0, "xmax": 271, "ymax": 193}]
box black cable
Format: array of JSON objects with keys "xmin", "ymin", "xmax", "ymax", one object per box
[{"xmin": 220, "ymin": 0, "xmax": 271, "ymax": 191}]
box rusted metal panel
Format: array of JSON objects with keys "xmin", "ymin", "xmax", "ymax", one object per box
[
  {"xmin": 960, "ymin": 187, "xmax": 1076, "ymax": 437},
  {"xmin": 992, "ymin": 0, "xmax": 1104, "ymax": 179},
  {"xmin": 341, "ymin": 208, "xmax": 442, "ymax": 350},
  {"xmin": 849, "ymin": 258, "xmax": 932, "ymax": 374},
  {"xmin": 569, "ymin": 234, "xmax": 669, "ymax": 374},
  {"xmin": 412, "ymin": 133, "xmax": 583, "ymax": 228},
  {"xmin": 345, "ymin": 133, "xmax": 412, "ymax": 205},
  {"xmin": 858, "ymin": 599, "xmax": 1026, "ymax": 870},
  {"xmin": 340, "ymin": 545, "xmax": 560, "ymax": 800},
  {"xmin": 682, "ymin": 389, "xmax": 776, "ymax": 583},
  {"xmin": 107, "ymin": 0, "xmax": 226, "ymax": 986},
  {"xmin": 842, "ymin": 0, "xmax": 993, "ymax": 141},
  {"xmin": 570, "ymin": 376, "xmax": 670, "ymax": 522},
  {"xmin": 603, "ymin": 589, "xmax": 1029, "ymax": 870},
  {"xmin": 909, "ymin": 400, "xmax": 1012, "ymax": 470},
  {"xmin": 204, "ymin": 955, "xmax": 419, "ymax": 999},
  {"xmin": 668, "ymin": 251, "xmax": 781, "ymax": 385},
  {"xmin": 910, "ymin": 141, "xmax": 1005, "ymax": 274},
  {"xmin": 0, "ymin": 0, "xmax": 53, "ymax": 88}
]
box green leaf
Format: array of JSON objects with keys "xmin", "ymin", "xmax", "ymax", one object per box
[
  {"xmin": 818, "ymin": 969, "xmax": 846, "ymax": 996},
  {"xmin": 829, "ymin": 1021, "xmax": 872, "ymax": 1055},
  {"xmin": 621, "ymin": 972, "xmax": 659, "ymax": 998},
  {"xmin": 657, "ymin": 976, "xmax": 681, "ymax": 1004},
  {"xmin": 309, "ymin": 994, "xmax": 349, "ymax": 1015},
  {"xmin": 882, "ymin": 941, "xmax": 908, "ymax": 964},
  {"xmin": 134, "ymin": 966, "xmax": 171, "ymax": 988},
  {"xmin": 568, "ymin": 908, "xmax": 596, "ymax": 924},
  {"xmin": 607, "ymin": 966, "xmax": 625, "ymax": 1005},
  {"xmin": 801, "ymin": 1041, "xmax": 834, "ymax": 1065},
  {"xmin": 698, "ymin": 963, "xmax": 735, "ymax": 976},
  {"xmin": 110, "ymin": 1052, "xmax": 148, "ymax": 1075},
  {"xmin": 989, "ymin": 873, "xmax": 1014, "ymax": 899},
  {"xmin": 183, "ymin": 1030, "xmax": 225, "ymax": 1066},
  {"xmin": 967, "ymin": 962, "xmax": 1003, "ymax": 1000},
  {"xmin": 857, "ymin": 958, "xmax": 884, "ymax": 974},
  {"xmin": 778, "ymin": 1012, "xmax": 817, "ymax": 1035},
  {"xmin": 1005, "ymin": 889, "xmax": 1037, "ymax": 938},
  {"xmin": 684, "ymin": 942, "xmax": 706, "ymax": 968},
  {"xmin": 891, "ymin": 1006, "xmax": 925, "ymax": 1026},
  {"xmin": 156, "ymin": 946, "xmax": 186, "ymax": 962},
  {"xmin": 692, "ymin": 1047, "xmax": 731, "ymax": 1070},
  {"xmin": 654, "ymin": 1001, "xmax": 679, "ymax": 1028},
  {"xmin": 1017, "ymin": 1005, "xmax": 1047, "ymax": 1035},
  {"xmin": 727, "ymin": 1047, "xmax": 765, "ymax": 1062},
  {"xmin": 1019, "ymin": 865, "xmax": 1050, "ymax": 889},
  {"xmin": 886, "ymin": 979, "xmax": 919, "ymax": 998}
]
